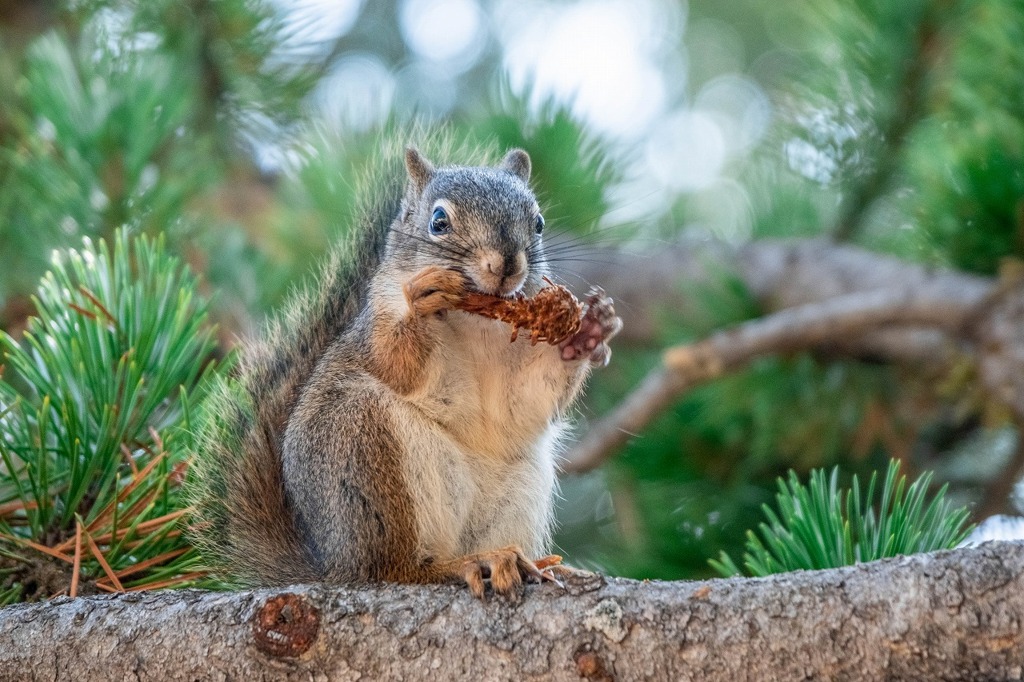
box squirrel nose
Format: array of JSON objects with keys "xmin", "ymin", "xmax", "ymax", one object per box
[
  {"xmin": 485, "ymin": 255, "xmax": 523, "ymax": 279},
  {"xmin": 480, "ymin": 250, "xmax": 527, "ymax": 293}
]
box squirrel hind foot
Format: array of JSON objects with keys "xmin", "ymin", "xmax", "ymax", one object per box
[{"xmin": 443, "ymin": 546, "xmax": 561, "ymax": 601}]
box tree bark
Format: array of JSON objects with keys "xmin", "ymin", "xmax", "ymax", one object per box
[{"xmin": 1, "ymin": 542, "xmax": 1022, "ymax": 681}]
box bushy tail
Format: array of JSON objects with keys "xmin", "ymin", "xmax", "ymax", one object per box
[
  {"xmin": 188, "ymin": 378, "xmax": 322, "ymax": 585},
  {"xmin": 186, "ymin": 128, "xmax": 496, "ymax": 585}
]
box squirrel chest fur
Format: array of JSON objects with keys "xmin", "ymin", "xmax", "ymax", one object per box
[{"xmin": 192, "ymin": 144, "xmax": 621, "ymax": 599}]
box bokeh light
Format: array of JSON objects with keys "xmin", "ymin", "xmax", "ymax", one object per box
[
  {"xmin": 316, "ymin": 53, "xmax": 397, "ymax": 131},
  {"xmin": 400, "ymin": 0, "xmax": 486, "ymax": 72}
]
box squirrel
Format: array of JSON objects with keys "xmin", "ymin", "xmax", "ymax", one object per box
[{"xmin": 188, "ymin": 138, "xmax": 622, "ymax": 599}]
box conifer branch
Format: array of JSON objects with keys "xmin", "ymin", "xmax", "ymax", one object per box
[{"xmin": 0, "ymin": 232, "xmax": 221, "ymax": 603}]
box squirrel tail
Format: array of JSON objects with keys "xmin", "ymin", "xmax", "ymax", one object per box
[
  {"xmin": 185, "ymin": 128, "xmax": 496, "ymax": 585},
  {"xmin": 187, "ymin": 378, "xmax": 322, "ymax": 585}
]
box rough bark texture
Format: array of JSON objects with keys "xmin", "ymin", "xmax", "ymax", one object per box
[{"xmin": 1, "ymin": 542, "xmax": 1022, "ymax": 681}]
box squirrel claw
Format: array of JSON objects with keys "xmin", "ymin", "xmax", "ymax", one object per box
[{"xmin": 541, "ymin": 572, "xmax": 565, "ymax": 590}]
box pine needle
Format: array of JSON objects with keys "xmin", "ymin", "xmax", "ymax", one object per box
[
  {"xmin": 69, "ymin": 522, "xmax": 83, "ymax": 598},
  {"xmin": 119, "ymin": 443, "xmax": 140, "ymax": 477},
  {"xmin": 87, "ymin": 509, "xmax": 189, "ymax": 546},
  {"xmin": 0, "ymin": 534, "xmax": 74, "ymax": 564},
  {"xmin": 83, "ymin": 528, "xmax": 124, "ymax": 592},
  {"xmin": 0, "ymin": 499, "xmax": 38, "ymax": 517},
  {"xmin": 127, "ymin": 571, "xmax": 206, "ymax": 591},
  {"xmin": 111, "ymin": 548, "xmax": 188, "ymax": 580}
]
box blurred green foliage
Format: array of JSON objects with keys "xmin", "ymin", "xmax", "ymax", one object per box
[{"xmin": 0, "ymin": 0, "xmax": 1021, "ymax": 594}]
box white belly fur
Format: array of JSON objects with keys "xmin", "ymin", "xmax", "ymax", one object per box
[{"xmin": 394, "ymin": 311, "xmax": 567, "ymax": 560}]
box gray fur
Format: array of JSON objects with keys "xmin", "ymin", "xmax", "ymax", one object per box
[{"xmin": 499, "ymin": 148, "xmax": 532, "ymax": 183}]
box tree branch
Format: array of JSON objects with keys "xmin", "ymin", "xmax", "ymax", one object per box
[
  {"xmin": 562, "ymin": 288, "xmax": 981, "ymax": 475},
  {"xmin": 556, "ymin": 239, "xmax": 1024, "ymax": 477},
  {"xmin": 1, "ymin": 543, "xmax": 1021, "ymax": 680},
  {"xmin": 568, "ymin": 239, "xmax": 992, "ymax": 346}
]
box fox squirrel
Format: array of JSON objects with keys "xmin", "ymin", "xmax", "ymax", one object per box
[{"xmin": 189, "ymin": 139, "xmax": 621, "ymax": 599}]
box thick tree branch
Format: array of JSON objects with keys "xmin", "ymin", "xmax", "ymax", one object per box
[{"xmin": 0, "ymin": 543, "xmax": 1021, "ymax": 681}]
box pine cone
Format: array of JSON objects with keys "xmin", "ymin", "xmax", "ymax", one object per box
[{"xmin": 457, "ymin": 280, "xmax": 582, "ymax": 345}]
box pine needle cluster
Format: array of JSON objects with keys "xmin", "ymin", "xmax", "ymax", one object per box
[
  {"xmin": 0, "ymin": 231, "xmax": 221, "ymax": 603},
  {"xmin": 711, "ymin": 460, "xmax": 974, "ymax": 578}
]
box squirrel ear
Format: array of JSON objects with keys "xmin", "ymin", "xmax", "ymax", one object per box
[
  {"xmin": 404, "ymin": 147, "xmax": 435, "ymax": 194},
  {"xmin": 499, "ymin": 148, "xmax": 531, "ymax": 183}
]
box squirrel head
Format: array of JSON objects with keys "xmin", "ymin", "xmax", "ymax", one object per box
[{"xmin": 392, "ymin": 147, "xmax": 548, "ymax": 298}]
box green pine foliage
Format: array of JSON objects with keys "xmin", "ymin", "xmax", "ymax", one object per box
[
  {"xmin": 0, "ymin": 231, "xmax": 221, "ymax": 603},
  {"xmin": 710, "ymin": 460, "xmax": 974, "ymax": 577},
  {"xmin": 906, "ymin": 0, "xmax": 1024, "ymax": 274},
  {"xmin": 0, "ymin": 0, "xmax": 321, "ymax": 308},
  {"xmin": 580, "ymin": 0, "xmax": 1023, "ymax": 580},
  {"xmin": 0, "ymin": 25, "xmax": 206, "ymax": 302},
  {"xmin": 759, "ymin": 0, "xmax": 1024, "ymax": 270}
]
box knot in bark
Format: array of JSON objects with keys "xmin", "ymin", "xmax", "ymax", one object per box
[{"xmin": 251, "ymin": 592, "xmax": 320, "ymax": 658}]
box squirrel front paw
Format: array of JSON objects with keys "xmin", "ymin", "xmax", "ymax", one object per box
[
  {"xmin": 559, "ymin": 287, "xmax": 622, "ymax": 366},
  {"xmin": 404, "ymin": 266, "xmax": 467, "ymax": 318}
]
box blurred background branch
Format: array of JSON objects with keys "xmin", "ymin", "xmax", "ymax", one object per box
[
  {"xmin": 562, "ymin": 267, "xmax": 990, "ymax": 475},
  {"xmin": 829, "ymin": 1, "xmax": 951, "ymax": 242}
]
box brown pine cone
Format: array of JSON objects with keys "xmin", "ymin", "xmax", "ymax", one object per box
[{"xmin": 457, "ymin": 279, "xmax": 583, "ymax": 345}]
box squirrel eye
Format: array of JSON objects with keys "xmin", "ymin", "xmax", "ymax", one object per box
[
  {"xmin": 534, "ymin": 214, "xmax": 545, "ymax": 235},
  {"xmin": 429, "ymin": 207, "xmax": 451, "ymax": 236}
]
